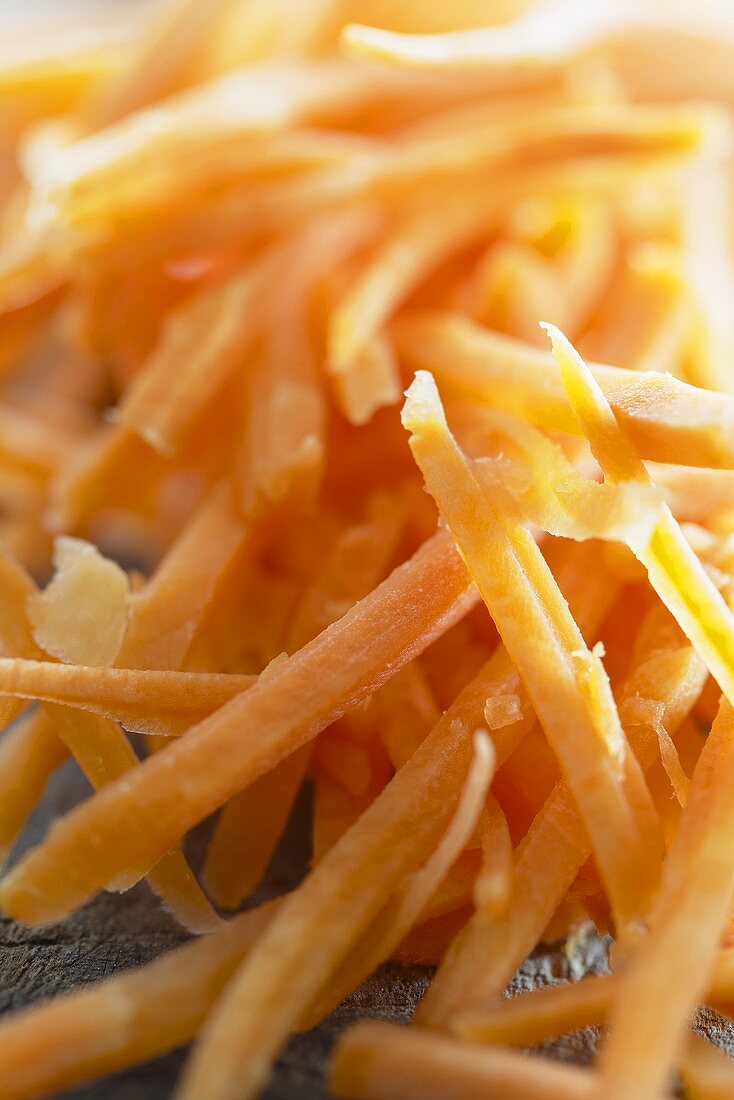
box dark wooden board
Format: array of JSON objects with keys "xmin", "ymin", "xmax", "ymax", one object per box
[{"xmin": 2, "ymin": 759, "xmax": 733, "ymax": 1099}]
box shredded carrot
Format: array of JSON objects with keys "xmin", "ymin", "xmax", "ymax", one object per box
[
  {"xmin": 546, "ymin": 324, "xmax": 734, "ymax": 710},
  {"xmin": 394, "ymin": 311, "xmax": 734, "ymax": 468},
  {"xmin": 330, "ymin": 1021, "xmax": 596, "ymax": 1100},
  {"xmin": 599, "ymin": 697, "xmax": 734, "ymax": 1099},
  {"xmin": 419, "ymin": 601, "xmax": 705, "ymax": 1026},
  {"xmin": 402, "ymin": 370, "xmax": 659, "ymax": 926},
  {"xmin": 0, "ymin": 709, "xmax": 67, "ymax": 866},
  {"xmin": 302, "ymin": 732, "xmax": 496, "ymax": 1025},
  {"xmin": 2, "ymin": 6, "xmax": 734, "ymax": 1099},
  {"xmin": 456, "ymin": 973, "xmax": 617, "ymax": 1047},
  {"xmin": 0, "ymin": 531, "xmax": 477, "ymax": 924}
]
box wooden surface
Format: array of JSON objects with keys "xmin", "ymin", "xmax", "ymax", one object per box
[{"xmin": 2, "ymin": 758, "xmax": 732, "ymax": 1099}]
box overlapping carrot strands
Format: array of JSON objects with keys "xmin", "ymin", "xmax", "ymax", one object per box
[
  {"xmin": 5, "ymin": 2, "xmax": 734, "ymax": 1099},
  {"xmin": 401, "ymin": 370, "xmax": 660, "ymax": 928}
]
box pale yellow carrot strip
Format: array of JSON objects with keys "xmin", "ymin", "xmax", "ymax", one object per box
[
  {"xmin": 0, "ymin": 709, "xmax": 67, "ymax": 865},
  {"xmin": 546, "ymin": 324, "xmax": 734, "ymax": 709},
  {"xmin": 600, "ymin": 698, "xmax": 734, "ymax": 1100},
  {"xmin": 28, "ymin": 536, "xmax": 129, "ymax": 667},
  {"xmin": 0, "ymin": 530, "xmax": 478, "ymax": 925},
  {"xmin": 402, "ymin": 370, "xmax": 658, "ymax": 926},
  {"xmin": 394, "ymin": 310, "xmax": 734, "ymax": 468},
  {"xmin": 0, "ymin": 898, "xmax": 279, "ymax": 1100},
  {"xmin": 330, "ymin": 1022, "xmax": 596, "ymax": 1100},
  {"xmin": 454, "ymin": 406, "xmax": 659, "ymax": 546}
]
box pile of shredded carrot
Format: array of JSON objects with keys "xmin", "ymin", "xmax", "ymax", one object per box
[{"xmin": 4, "ymin": 0, "xmax": 734, "ymax": 1097}]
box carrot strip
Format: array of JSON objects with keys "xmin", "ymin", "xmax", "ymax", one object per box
[
  {"xmin": 341, "ymin": 6, "xmax": 734, "ymax": 83},
  {"xmin": 681, "ymin": 1033, "xmax": 734, "ymax": 1100},
  {"xmin": 332, "ymin": 332, "xmax": 402, "ymax": 427},
  {"xmin": 116, "ymin": 481, "xmax": 246, "ymax": 671},
  {"xmin": 237, "ymin": 213, "xmax": 378, "ymax": 514},
  {"xmin": 416, "ymin": 849, "xmax": 483, "ymax": 925},
  {"xmin": 118, "ymin": 264, "xmax": 270, "ymax": 456},
  {"xmin": 0, "ymin": 530, "xmax": 477, "ymax": 924},
  {"xmin": 650, "ymin": 465, "xmax": 734, "ymax": 527},
  {"xmin": 0, "ymin": 898, "xmax": 279, "ymax": 1100},
  {"xmin": 329, "ymin": 1022, "xmax": 596, "ymax": 1100},
  {"xmin": 473, "ymin": 794, "xmax": 514, "ymax": 915},
  {"xmin": 394, "ymin": 310, "xmax": 734, "ymax": 468},
  {"xmin": 327, "ymin": 191, "xmax": 511, "ymax": 375},
  {"xmin": 455, "ymin": 943, "xmax": 734, "ymax": 1048},
  {"xmin": 303, "ymin": 734, "xmax": 495, "ymax": 1026},
  {"xmin": 170, "ymin": 537, "xmax": 612, "ymax": 1099},
  {"xmin": 173, "ymin": 650, "xmax": 528, "ymax": 1100},
  {"xmin": 402, "ymin": 370, "xmax": 659, "ymax": 926},
  {"xmin": 546, "ymin": 324, "xmax": 734, "ymax": 709},
  {"xmin": 0, "ymin": 709, "xmax": 67, "ymax": 866},
  {"xmin": 373, "ymin": 663, "xmax": 441, "ymax": 770},
  {"xmin": 580, "ymin": 242, "xmax": 691, "ymax": 375},
  {"xmin": 0, "ymin": 402, "xmax": 81, "ymax": 481},
  {"xmin": 0, "ymin": 659, "xmax": 254, "ymax": 737},
  {"xmin": 0, "ymin": 27, "xmax": 124, "ymax": 140},
  {"xmin": 203, "ymin": 749, "xmax": 309, "ymax": 910},
  {"xmin": 31, "ymin": 59, "xmax": 411, "ymax": 231},
  {"xmin": 457, "ymin": 240, "xmax": 570, "ymax": 347},
  {"xmin": 599, "ymin": 696, "xmax": 734, "ymax": 1098},
  {"xmin": 458, "ymin": 972, "xmax": 615, "ymax": 1047},
  {"xmin": 391, "ymin": 907, "xmax": 472, "ymax": 967},
  {"xmin": 512, "ymin": 196, "xmax": 616, "ymax": 339},
  {"xmin": 382, "ymin": 99, "xmax": 719, "ymax": 190},
  {"xmin": 311, "ymin": 770, "xmax": 369, "ymax": 863},
  {"xmin": 456, "ymin": 407, "xmax": 659, "ymax": 545},
  {"xmin": 85, "ymin": 0, "xmax": 247, "ymax": 127},
  {"xmin": 0, "ymin": 545, "xmax": 220, "ymax": 933},
  {"xmin": 204, "ymin": 498, "xmax": 404, "ymax": 907},
  {"xmin": 418, "ymin": 605, "xmax": 705, "ymax": 1025}
]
